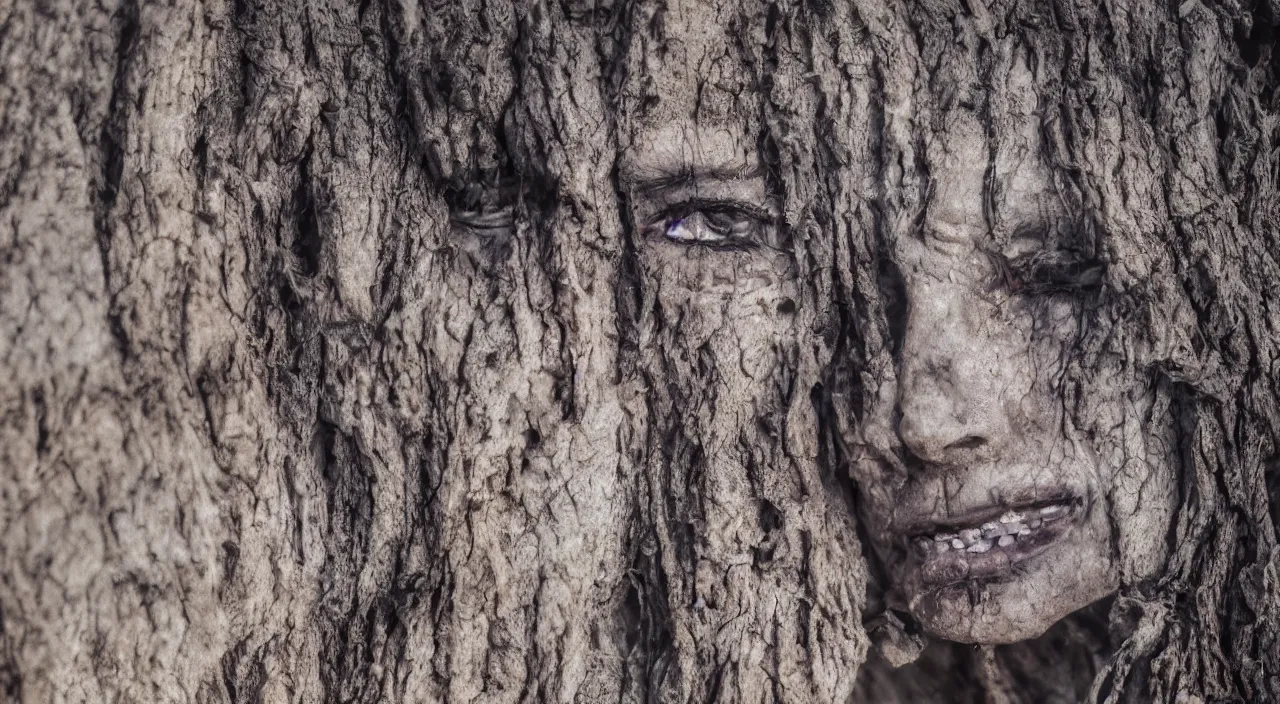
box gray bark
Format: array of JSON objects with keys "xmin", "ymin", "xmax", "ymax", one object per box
[{"xmin": 1, "ymin": 1, "xmax": 1277, "ymax": 703}]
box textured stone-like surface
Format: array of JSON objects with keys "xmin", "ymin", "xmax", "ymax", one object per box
[{"xmin": 1, "ymin": 1, "xmax": 1276, "ymax": 703}]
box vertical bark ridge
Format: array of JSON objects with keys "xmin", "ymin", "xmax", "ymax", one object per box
[{"xmin": 2, "ymin": 0, "xmax": 1277, "ymax": 702}]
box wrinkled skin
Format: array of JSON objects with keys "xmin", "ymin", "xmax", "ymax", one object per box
[
  {"xmin": 614, "ymin": 4, "xmax": 1180, "ymax": 657},
  {"xmin": 850, "ymin": 57, "xmax": 1179, "ymax": 645},
  {"xmin": 610, "ymin": 2, "xmax": 868, "ymax": 698}
]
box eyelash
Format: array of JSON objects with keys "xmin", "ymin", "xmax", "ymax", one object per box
[{"xmin": 643, "ymin": 200, "xmax": 777, "ymax": 250}]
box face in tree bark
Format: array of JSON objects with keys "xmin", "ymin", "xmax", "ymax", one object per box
[
  {"xmin": 848, "ymin": 51, "xmax": 1178, "ymax": 645},
  {"xmin": 4, "ymin": 0, "xmax": 1280, "ymax": 702},
  {"xmin": 609, "ymin": 5, "xmax": 868, "ymax": 699}
]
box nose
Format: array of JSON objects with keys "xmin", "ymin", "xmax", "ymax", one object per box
[{"xmin": 894, "ymin": 279, "xmax": 1010, "ymax": 466}]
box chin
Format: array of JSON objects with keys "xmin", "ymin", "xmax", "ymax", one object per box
[{"xmin": 888, "ymin": 507, "xmax": 1120, "ymax": 645}]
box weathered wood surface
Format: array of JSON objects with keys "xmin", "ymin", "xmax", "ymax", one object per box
[{"xmin": 1, "ymin": 1, "xmax": 1277, "ymax": 702}]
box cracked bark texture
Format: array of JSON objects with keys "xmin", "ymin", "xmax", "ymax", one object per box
[{"xmin": 0, "ymin": 1, "xmax": 1277, "ymax": 704}]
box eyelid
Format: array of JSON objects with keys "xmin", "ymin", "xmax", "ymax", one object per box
[
  {"xmin": 629, "ymin": 173, "xmax": 771, "ymax": 216},
  {"xmin": 628, "ymin": 168, "xmax": 765, "ymax": 195},
  {"xmin": 451, "ymin": 207, "xmax": 515, "ymax": 232},
  {"xmin": 651, "ymin": 198, "xmax": 774, "ymax": 223},
  {"xmin": 1004, "ymin": 252, "xmax": 1106, "ymax": 295}
]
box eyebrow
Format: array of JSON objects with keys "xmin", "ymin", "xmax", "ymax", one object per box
[{"xmin": 621, "ymin": 163, "xmax": 765, "ymax": 193}]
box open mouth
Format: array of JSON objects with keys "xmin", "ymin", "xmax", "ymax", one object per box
[{"xmin": 903, "ymin": 499, "xmax": 1084, "ymax": 586}]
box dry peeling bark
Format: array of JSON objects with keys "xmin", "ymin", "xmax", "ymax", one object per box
[{"xmin": 1, "ymin": 1, "xmax": 1278, "ymax": 703}]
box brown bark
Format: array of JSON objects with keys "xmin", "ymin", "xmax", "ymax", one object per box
[{"xmin": 1, "ymin": 1, "xmax": 1277, "ymax": 703}]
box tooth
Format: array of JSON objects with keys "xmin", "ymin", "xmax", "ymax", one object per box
[
  {"xmin": 959, "ymin": 529, "xmax": 982, "ymax": 544},
  {"xmin": 1040, "ymin": 505, "xmax": 1065, "ymax": 516},
  {"xmin": 1028, "ymin": 518, "xmax": 1043, "ymax": 529},
  {"xmin": 915, "ymin": 538, "xmax": 931, "ymax": 552},
  {"xmin": 997, "ymin": 535, "xmax": 1015, "ymax": 547},
  {"xmin": 951, "ymin": 538, "xmax": 965, "ymax": 549},
  {"xmin": 1017, "ymin": 528, "xmax": 1031, "ymax": 536},
  {"xmin": 981, "ymin": 522, "xmax": 998, "ymax": 533},
  {"xmin": 937, "ymin": 541, "xmax": 951, "ymax": 553},
  {"xmin": 967, "ymin": 539, "xmax": 993, "ymax": 553},
  {"xmin": 935, "ymin": 533, "xmax": 958, "ymax": 542},
  {"xmin": 1041, "ymin": 507, "xmax": 1068, "ymax": 522},
  {"xmin": 999, "ymin": 511, "xmax": 1023, "ymax": 524}
]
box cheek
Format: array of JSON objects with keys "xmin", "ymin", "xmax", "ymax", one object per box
[
  {"xmin": 1001, "ymin": 297, "xmax": 1084, "ymax": 432},
  {"xmin": 1019, "ymin": 297, "xmax": 1081, "ymax": 378},
  {"xmin": 635, "ymin": 249, "xmax": 809, "ymax": 497},
  {"xmin": 1071, "ymin": 367, "xmax": 1178, "ymax": 578},
  {"xmin": 638, "ymin": 248, "xmax": 799, "ymax": 379},
  {"xmin": 638, "ymin": 250, "xmax": 810, "ymax": 481},
  {"xmin": 853, "ymin": 486, "xmax": 902, "ymax": 548}
]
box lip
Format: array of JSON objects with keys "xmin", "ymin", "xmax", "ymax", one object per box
[
  {"xmin": 894, "ymin": 488, "xmax": 1081, "ymax": 538},
  {"xmin": 894, "ymin": 493, "xmax": 1086, "ymax": 587}
]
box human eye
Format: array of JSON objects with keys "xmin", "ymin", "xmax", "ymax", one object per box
[
  {"xmin": 992, "ymin": 220, "xmax": 1107, "ymax": 298},
  {"xmin": 451, "ymin": 204, "xmax": 514, "ymax": 234},
  {"xmin": 642, "ymin": 200, "xmax": 778, "ymax": 250},
  {"xmin": 1003, "ymin": 248, "xmax": 1106, "ymax": 297},
  {"xmin": 448, "ymin": 182, "xmax": 518, "ymax": 239}
]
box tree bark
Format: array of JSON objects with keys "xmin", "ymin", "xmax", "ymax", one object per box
[{"xmin": 2, "ymin": 1, "xmax": 1277, "ymax": 703}]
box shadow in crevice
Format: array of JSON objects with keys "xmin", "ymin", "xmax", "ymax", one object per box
[{"xmin": 617, "ymin": 530, "xmax": 678, "ymax": 700}]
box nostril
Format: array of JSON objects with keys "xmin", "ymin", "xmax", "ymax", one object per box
[{"xmin": 945, "ymin": 435, "xmax": 987, "ymax": 452}]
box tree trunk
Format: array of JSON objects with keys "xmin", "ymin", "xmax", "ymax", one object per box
[{"xmin": 2, "ymin": 1, "xmax": 1276, "ymax": 703}]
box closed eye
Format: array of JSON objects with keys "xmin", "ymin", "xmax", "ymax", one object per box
[
  {"xmin": 451, "ymin": 206, "xmax": 514, "ymax": 233},
  {"xmin": 1004, "ymin": 250, "xmax": 1106, "ymax": 296}
]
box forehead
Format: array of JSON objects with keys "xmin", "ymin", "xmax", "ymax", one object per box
[
  {"xmin": 620, "ymin": 122, "xmax": 759, "ymax": 184},
  {"xmin": 905, "ymin": 50, "xmax": 1065, "ymax": 251},
  {"xmin": 618, "ymin": 0, "xmax": 764, "ymax": 135},
  {"xmin": 614, "ymin": 12, "xmax": 1071, "ymax": 251}
]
